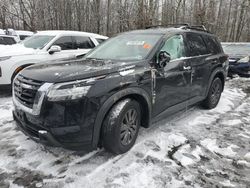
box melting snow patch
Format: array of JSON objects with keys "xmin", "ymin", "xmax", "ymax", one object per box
[
  {"xmin": 220, "ymin": 180, "xmax": 236, "ymax": 187},
  {"xmin": 244, "ymin": 152, "xmax": 250, "ymax": 162},
  {"xmin": 238, "ymin": 133, "xmax": 250, "ymax": 139},
  {"xmin": 167, "ymin": 133, "xmax": 187, "ymax": 147},
  {"xmin": 221, "ymin": 119, "xmax": 242, "ymax": 126},
  {"xmin": 0, "ymin": 108, "xmax": 12, "ymax": 119},
  {"xmin": 201, "ymin": 139, "xmax": 238, "ymax": 158}
]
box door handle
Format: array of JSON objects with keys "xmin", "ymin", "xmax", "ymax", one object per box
[{"xmin": 183, "ymin": 65, "xmax": 191, "ymax": 71}]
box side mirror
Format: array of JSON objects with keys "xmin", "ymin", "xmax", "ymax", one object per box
[
  {"xmin": 158, "ymin": 51, "xmax": 171, "ymax": 68},
  {"xmin": 48, "ymin": 45, "xmax": 61, "ymax": 54}
]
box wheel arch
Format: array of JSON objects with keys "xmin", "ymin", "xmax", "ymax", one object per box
[
  {"xmin": 11, "ymin": 63, "xmax": 34, "ymax": 82},
  {"xmin": 92, "ymin": 87, "xmax": 152, "ymax": 148},
  {"xmin": 206, "ymin": 67, "xmax": 226, "ymax": 96}
]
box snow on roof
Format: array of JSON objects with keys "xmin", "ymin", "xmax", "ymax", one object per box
[
  {"xmin": 0, "ymin": 34, "xmax": 16, "ymax": 38},
  {"xmin": 36, "ymin": 30, "xmax": 108, "ymax": 39},
  {"xmin": 15, "ymin": 30, "xmax": 34, "ymax": 35}
]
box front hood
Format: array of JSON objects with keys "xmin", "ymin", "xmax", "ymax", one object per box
[
  {"xmin": 0, "ymin": 44, "xmax": 37, "ymax": 57},
  {"xmin": 20, "ymin": 59, "xmax": 141, "ymax": 83}
]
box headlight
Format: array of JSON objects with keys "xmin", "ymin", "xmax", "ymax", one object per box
[
  {"xmin": 47, "ymin": 80, "xmax": 92, "ymax": 101},
  {"xmin": 0, "ymin": 56, "xmax": 11, "ymax": 62},
  {"xmin": 238, "ymin": 56, "xmax": 250, "ymax": 63}
]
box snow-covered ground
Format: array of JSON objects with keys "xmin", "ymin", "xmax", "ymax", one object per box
[{"xmin": 0, "ymin": 78, "xmax": 250, "ymax": 188}]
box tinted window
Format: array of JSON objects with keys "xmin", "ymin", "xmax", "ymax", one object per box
[
  {"xmin": 0, "ymin": 37, "xmax": 16, "ymax": 45},
  {"xmin": 186, "ymin": 33, "xmax": 208, "ymax": 56},
  {"xmin": 53, "ymin": 36, "xmax": 74, "ymax": 50},
  {"xmin": 96, "ymin": 38, "xmax": 106, "ymax": 44},
  {"xmin": 0, "ymin": 37, "xmax": 6, "ymax": 44},
  {"xmin": 73, "ymin": 36, "xmax": 95, "ymax": 49},
  {"xmin": 160, "ymin": 35, "xmax": 185, "ymax": 60},
  {"xmin": 19, "ymin": 35, "xmax": 29, "ymax": 40},
  {"xmin": 203, "ymin": 36, "xmax": 221, "ymax": 54},
  {"xmin": 4, "ymin": 37, "xmax": 16, "ymax": 44}
]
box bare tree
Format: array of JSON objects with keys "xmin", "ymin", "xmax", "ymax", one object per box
[{"xmin": 0, "ymin": 0, "xmax": 249, "ymax": 41}]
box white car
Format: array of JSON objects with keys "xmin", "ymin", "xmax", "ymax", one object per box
[{"xmin": 0, "ymin": 30, "xmax": 108, "ymax": 86}]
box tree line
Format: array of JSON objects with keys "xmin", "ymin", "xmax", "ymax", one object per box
[{"xmin": 0, "ymin": 0, "xmax": 250, "ymax": 42}]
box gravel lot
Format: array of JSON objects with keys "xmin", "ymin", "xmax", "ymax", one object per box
[{"xmin": 0, "ymin": 78, "xmax": 250, "ymax": 188}]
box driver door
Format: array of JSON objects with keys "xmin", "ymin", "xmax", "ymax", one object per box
[{"xmin": 153, "ymin": 34, "xmax": 192, "ymax": 116}]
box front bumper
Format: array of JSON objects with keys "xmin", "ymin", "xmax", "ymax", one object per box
[
  {"xmin": 13, "ymin": 97, "xmax": 97, "ymax": 151},
  {"xmin": 13, "ymin": 111, "xmax": 61, "ymax": 147}
]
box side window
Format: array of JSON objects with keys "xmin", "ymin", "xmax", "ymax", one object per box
[
  {"xmin": 4, "ymin": 37, "xmax": 16, "ymax": 45},
  {"xmin": 160, "ymin": 35, "xmax": 185, "ymax": 60},
  {"xmin": 186, "ymin": 33, "xmax": 209, "ymax": 56},
  {"xmin": 74, "ymin": 36, "xmax": 95, "ymax": 49},
  {"xmin": 96, "ymin": 38, "xmax": 106, "ymax": 44},
  {"xmin": 53, "ymin": 36, "xmax": 74, "ymax": 50},
  {"xmin": 0, "ymin": 37, "xmax": 6, "ymax": 44},
  {"xmin": 203, "ymin": 36, "xmax": 222, "ymax": 54}
]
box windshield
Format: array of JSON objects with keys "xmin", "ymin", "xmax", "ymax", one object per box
[
  {"xmin": 85, "ymin": 34, "xmax": 162, "ymax": 61},
  {"xmin": 22, "ymin": 35, "xmax": 55, "ymax": 49},
  {"xmin": 222, "ymin": 43, "xmax": 250, "ymax": 56}
]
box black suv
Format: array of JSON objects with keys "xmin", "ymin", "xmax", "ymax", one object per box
[{"xmin": 13, "ymin": 25, "xmax": 228, "ymax": 154}]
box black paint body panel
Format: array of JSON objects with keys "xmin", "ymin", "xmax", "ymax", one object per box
[{"xmin": 13, "ymin": 28, "xmax": 228, "ymax": 151}]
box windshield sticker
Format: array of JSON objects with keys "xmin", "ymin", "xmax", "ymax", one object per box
[
  {"xmin": 143, "ymin": 43, "xmax": 152, "ymax": 49},
  {"xmin": 126, "ymin": 41, "xmax": 145, "ymax": 46}
]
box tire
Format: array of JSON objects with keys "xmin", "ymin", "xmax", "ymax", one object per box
[
  {"xmin": 202, "ymin": 77, "xmax": 223, "ymax": 109},
  {"xmin": 101, "ymin": 99, "xmax": 141, "ymax": 154}
]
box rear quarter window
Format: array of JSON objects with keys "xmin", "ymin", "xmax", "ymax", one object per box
[
  {"xmin": 186, "ymin": 33, "xmax": 209, "ymax": 57},
  {"xmin": 203, "ymin": 35, "xmax": 222, "ymax": 54}
]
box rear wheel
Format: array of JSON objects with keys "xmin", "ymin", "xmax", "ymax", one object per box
[
  {"xmin": 202, "ymin": 77, "xmax": 223, "ymax": 109},
  {"xmin": 101, "ymin": 99, "xmax": 141, "ymax": 154}
]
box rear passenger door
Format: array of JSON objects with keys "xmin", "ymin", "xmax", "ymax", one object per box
[{"xmin": 184, "ymin": 33, "xmax": 212, "ymax": 99}]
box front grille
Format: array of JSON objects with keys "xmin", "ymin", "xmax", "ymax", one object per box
[{"xmin": 14, "ymin": 75, "xmax": 43, "ymax": 108}]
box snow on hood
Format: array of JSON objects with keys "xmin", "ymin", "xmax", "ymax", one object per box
[{"xmin": 0, "ymin": 43, "xmax": 38, "ymax": 57}]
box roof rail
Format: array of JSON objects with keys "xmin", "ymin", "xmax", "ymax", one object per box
[
  {"xmin": 191, "ymin": 25, "xmax": 207, "ymax": 31},
  {"xmin": 146, "ymin": 24, "xmax": 211, "ymax": 33},
  {"xmin": 145, "ymin": 24, "xmax": 189, "ymax": 29}
]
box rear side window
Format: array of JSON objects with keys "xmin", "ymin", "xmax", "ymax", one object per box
[
  {"xmin": 203, "ymin": 36, "xmax": 222, "ymax": 54},
  {"xmin": 53, "ymin": 36, "xmax": 74, "ymax": 50},
  {"xmin": 73, "ymin": 36, "xmax": 95, "ymax": 49},
  {"xmin": 186, "ymin": 33, "xmax": 208, "ymax": 56}
]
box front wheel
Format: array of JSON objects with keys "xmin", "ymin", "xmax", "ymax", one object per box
[
  {"xmin": 202, "ymin": 77, "xmax": 223, "ymax": 109},
  {"xmin": 101, "ymin": 99, "xmax": 141, "ymax": 154}
]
